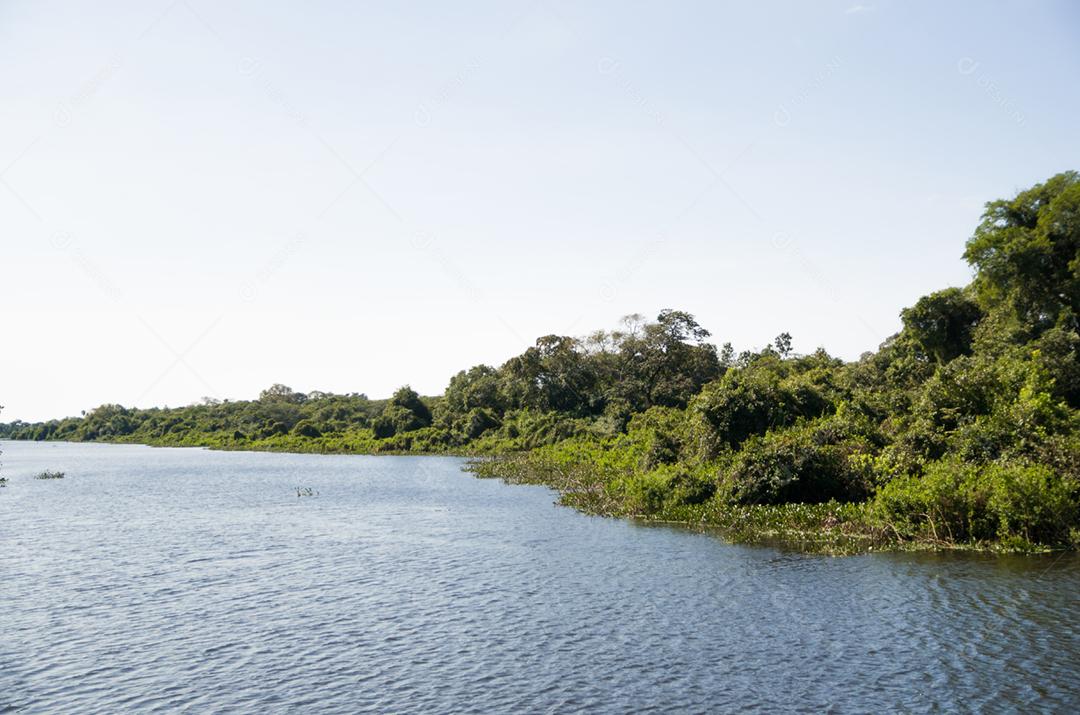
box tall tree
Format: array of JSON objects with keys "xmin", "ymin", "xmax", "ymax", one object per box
[
  {"xmin": 964, "ymin": 171, "xmax": 1080, "ymax": 333},
  {"xmin": 615, "ymin": 309, "xmax": 721, "ymax": 409}
]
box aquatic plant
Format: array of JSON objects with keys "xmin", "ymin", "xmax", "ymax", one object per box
[
  {"xmin": 34, "ymin": 470, "xmax": 65, "ymax": 480},
  {"xmin": 296, "ymin": 486, "xmax": 319, "ymax": 497}
]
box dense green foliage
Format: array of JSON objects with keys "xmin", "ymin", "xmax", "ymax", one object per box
[{"xmin": 4, "ymin": 173, "xmax": 1079, "ymax": 551}]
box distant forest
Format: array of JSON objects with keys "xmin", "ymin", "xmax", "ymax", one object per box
[{"xmin": 5, "ymin": 172, "xmax": 1079, "ymax": 551}]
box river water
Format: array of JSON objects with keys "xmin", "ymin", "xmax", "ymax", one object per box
[{"xmin": 2, "ymin": 441, "xmax": 1078, "ymax": 713}]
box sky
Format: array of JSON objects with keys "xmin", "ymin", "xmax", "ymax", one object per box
[{"xmin": 2, "ymin": 0, "xmax": 1078, "ymax": 422}]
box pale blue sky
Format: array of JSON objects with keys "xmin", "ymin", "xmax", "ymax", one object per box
[{"xmin": 2, "ymin": 1, "xmax": 1078, "ymax": 421}]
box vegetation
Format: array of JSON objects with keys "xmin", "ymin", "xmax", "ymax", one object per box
[
  {"xmin": 3, "ymin": 173, "xmax": 1079, "ymax": 552},
  {"xmin": 34, "ymin": 471, "xmax": 65, "ymax": 480}
]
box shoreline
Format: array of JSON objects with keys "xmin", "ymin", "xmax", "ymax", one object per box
[
  {"xmin": 8, "ymin": 436, "xmax": 1068, "ymax": 557},
  {"xmin": 467, "ymin": 452, "xmax": 1076, "ymax": 556}
]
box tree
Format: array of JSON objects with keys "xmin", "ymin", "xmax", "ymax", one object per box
[
  {"xmin": 385, "ymin": 386, "xmax": 432, "ymax": 431},
  {"xmin": 78, "ymin": 404, "xmax": 137, "ymax": 440},
  {"xmin": 774, "ymin": 332, "xmax": 793, "ymax": 358},
  {"xmin": 900, "ymin": 288, "xmax": 983, "ymax": 363},
  {"xmin": 259, "ymin": 384, "xmax": 307, "ymax": 404},
  {"xmin": 964, "ymin": 171, "xmax": 1080, "ymax": 333},
  {"xmin": 615, "ymin": 309, "xmax": 721, "ymax": 410},
  {"xmin": 441, "ymin": 365, "xmax": 504, "ymax": 415},
  {"xmin": 500, "ymin": 335, "xmax": 597, "ymax": 414},
  {"xmin": 435, "ymin": 365, "xmax": 506, "ymax": 439}
]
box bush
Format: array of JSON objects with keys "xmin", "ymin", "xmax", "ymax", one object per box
[
  {"xmin": 496, "ymin": 410, "xmax": 591, "ymax": 450},
  {"xmin": 626, "ymin": 407, "xmax": 688, "ymax": 470},
  {"xmin": 988, "ymin": 463, "xmax": 1079, "ymax": 545},
  {"xmin": 663, "ymin": 464, "xmax": 717, "ymax": 506},
  {"xmin": 619, "ymin": 469, "xmax": 672, "ymax": 514},
  {"xmin": 262, "ymin": 421, "xmax": 290, "ymax": 437},
  {"xmin": 460, "ymin": 408, "xmax": 500, "ymax": 440},
  {"xmin": 874, "ymin": 459, "xmax": 1079, "ymax": 547},
  {"xmin": 407, "ymin": 426, "xmax": 455, "ymax": 452},
  {"xmin": 692, "ymin": 354, "xmax": 839, "ymax": 452},
  {"xmin": 371, "ymin": 415, "xmax": 396, "ymax": 439},
  {"xmin": 292, "ymin": 420, "xmax": 322, "ymax": 438},
  {"xmin": 722, "ymin": 414, "xmax": 879, "ymax": 505}
]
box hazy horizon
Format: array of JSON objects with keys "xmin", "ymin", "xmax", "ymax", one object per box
[{"xmin": 3, "ymin": 0, "xmax": 1079, "ymax": 422}]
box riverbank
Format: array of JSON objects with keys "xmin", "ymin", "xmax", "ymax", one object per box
[
  {"xmin": 467, "ymin": 446, "xmax": 1079, "ymax": 556},
  {"xmin": 5, "ymin": 433, "xmax": 1076, "ymax": 555},
  {"xmin": 43, "ymin": 430, "xmax": 474, "ymax": 456}
]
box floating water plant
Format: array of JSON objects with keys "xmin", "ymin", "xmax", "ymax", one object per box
[
  {"xmin": 296, "ymin": 486, "xmax": 319, "ymax": 497},
  {"xmin": 35, "ymin": 470, "xmax": 65, "ymax": 480}
]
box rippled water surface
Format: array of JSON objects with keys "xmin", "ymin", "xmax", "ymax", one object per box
[{"xmin": 3, "ymin": 442, "xmax": 1079, "ymax": 713}]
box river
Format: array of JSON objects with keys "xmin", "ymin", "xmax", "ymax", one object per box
[{"xmin": 2, "ymin": 441, "xmax": 1078, "ymax": 712}]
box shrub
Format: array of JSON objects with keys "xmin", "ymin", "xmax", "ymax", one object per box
[
  {"xmin": 383, "ymin": 404, "xmax": 426, "ymax": 434},
  {"xmin": 459, "ymin": 408, "xmax": 500, "ymax": 440},
  {"xmin": 371, "ymin": 415, "xmax": 396, "ymax": 439},
  {"xmin": 874, "ymin": 459, "xmax": 1079, "ymax": 547},
  {"xmin": 261, "ymin": 421, "xmax": 290, "ymax": 437},
  {"xmin": 496, "ymin": 410, "xmax": 591, "ymax": 450},
  {"xmin": 692, "ymin": 355, "xmax": 839, "ymax": 453},
  {"xmin": 987, "ymin": 463, "xmax": 1079, "ymax": 545},
  {"xmin": 619, "ymin": 469, "xmax": 671, "ymax": 515},
  {"xmin": 626, "ymin": 407, "xmax": 688, "ymax": 470},
  {"xmin": 407, "ymin": 426, "xmax": 455, "ymax": 452},
  {"xmin": 664, "ymin": 464, "xmax": 717, "ymax": 506},
  {"xmin": 292, "ymin": 420, "xmax": 322, "ymax": 438},
  {"xmin": 722, "ymin": 413, "xmax": 879, "ymax": 505}
]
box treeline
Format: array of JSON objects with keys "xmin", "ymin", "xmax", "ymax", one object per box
[
  {"xmin": 0, "ymin": 308, "xmax": 726, "ymax": 453},
  {"xmin": 4, "ymin": 172, "xmax": 1079, "ymax": 551}
]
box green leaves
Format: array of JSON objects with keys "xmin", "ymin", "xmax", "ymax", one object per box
[
  {"xmin": 900, "ymin": 288, "xmax": 983, "ymax": 363},
  {"xmin": 965, "ymin": 171, "xmax": 1080, "ymax": 333},
  {"xmin": 875, "ymin": 460, "xmax": 1079, "ymax": 548}
]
